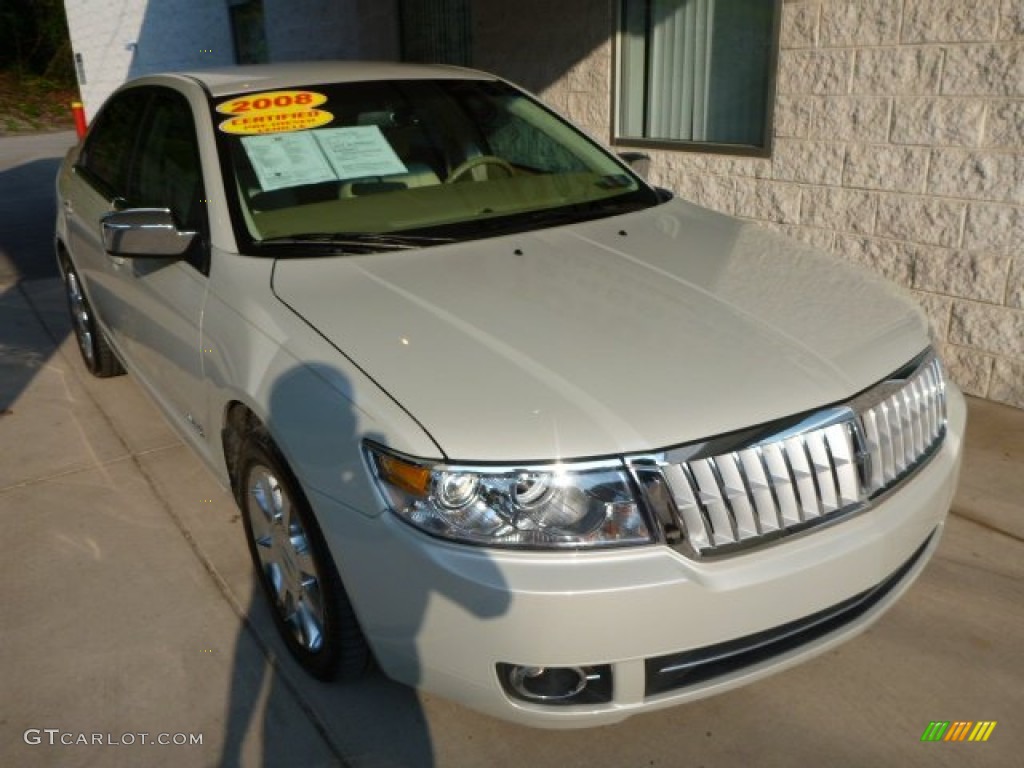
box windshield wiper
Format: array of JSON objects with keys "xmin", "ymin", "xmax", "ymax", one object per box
[
  {"xmin": 257, "ymin": 231, "xmax": 455, "ymax": 252},
  {"xmin": 352, "ymin": 232, "xmax": 457, "ymax": 247},
  {"xmin": 514, "ymin": 199, "xmax": 648, "ymax": 228}
]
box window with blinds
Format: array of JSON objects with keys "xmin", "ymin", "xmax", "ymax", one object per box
[{"xmin": 618, "ymin": 0, "xmax": 779, "ymax": 154}]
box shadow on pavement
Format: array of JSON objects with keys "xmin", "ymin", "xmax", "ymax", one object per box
[
  {"xmin": 0, "ymin": 149, "xmax": 69, "ymax": 424},
  {"xmin": 218, "ymin": 359, "xmax": 512, "ymax": 766},
  {"xmin": 220, "ymin": 580, "xmax": 439, "ymax": 768},
  {"xmin": 0, "ymin": 156, "xmax": 64, "ymax": 281},
  {"xmin": 1, "ymin": 135, "xmax": 444, "ymax": 764}
]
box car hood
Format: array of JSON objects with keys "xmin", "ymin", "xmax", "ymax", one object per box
[{"xmin": 272, "ymin": 201, "xmax": 928, "ymax": 462}]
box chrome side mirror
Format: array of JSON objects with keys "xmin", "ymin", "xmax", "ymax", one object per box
[{"xmin": 101, "ymin": 208, "xmax": 197, "ymax": 258}]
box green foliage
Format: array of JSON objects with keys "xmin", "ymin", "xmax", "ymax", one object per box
[
  {"xmin": 0, "ymin": 0, "xmax": 75, "ymax": 84},
  {"xmin": 0, "ymin": 70, "xmax": 77, "ymax": 133}
]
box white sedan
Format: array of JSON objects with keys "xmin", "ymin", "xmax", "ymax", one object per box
[{"xmin": 55, "ymin": 61, "xmax": 965, "ymax": 728}]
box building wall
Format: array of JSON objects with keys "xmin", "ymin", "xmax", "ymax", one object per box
[
  {"xmin": 673, "ymin": 0, "xmax": 1023, "ymax": 409},
  {"xmin": 475, "ymin": 0, "xmax": 1024, "ymax": 409},
  {"xmin": 473, "ymin": 0, "xmax": 615, "ymax": 142},
  {"xmin": 63, "ymin": 0, "xmax": 399, "ymax": 119},
  {"xmin": 264, "ymin": 0, "xmax": 398, "ymax": 62},
  {"xmin": 63, "ymin": 0, "xmax": 235, "ymax": 118},
  {"xmin": 60, "ymin": 0, "xmax": 1023, "ymax": 407}
]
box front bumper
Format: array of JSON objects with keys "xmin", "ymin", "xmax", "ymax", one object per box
[{"xmin": 321, "ymin": 387, "xmax": 965, "ymax": 728}]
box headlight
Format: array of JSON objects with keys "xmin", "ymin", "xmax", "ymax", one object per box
[{"xmin": 365, "ymin": 445, "xmax": 653, "ymax": 549}]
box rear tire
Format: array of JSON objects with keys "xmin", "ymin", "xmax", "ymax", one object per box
[
  {"xmin": 238, "ymin": 429, "xmax": 369, "ymax": 681},
  {"xmin": 62, "ymin": 258, "xmax": 124, "ymax": 378}
]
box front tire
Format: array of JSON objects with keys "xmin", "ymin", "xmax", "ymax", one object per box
[
  {"xmin": 238, "ymin": 429, "xmax": 369, "ymax": 681},
  {"xmin": 62, "ymin": 258, "xmax": 123, "ymax": 378}
]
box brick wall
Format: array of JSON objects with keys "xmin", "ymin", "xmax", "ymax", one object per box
[{"xmin": 645, "ymin": 0, "xmax": 1024, "ymax": 408}]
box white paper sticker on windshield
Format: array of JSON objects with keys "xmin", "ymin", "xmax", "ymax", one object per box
[
  {"xmin": 313, "ymin": 126, "xmax": 408, "ymax": 179},
  {"xmin": 241, "ymin": 132, "xmax": 337, "ymax": 192}
]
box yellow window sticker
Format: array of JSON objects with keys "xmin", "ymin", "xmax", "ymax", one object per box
[
  {"xmin": 216, "ymin": 90, "xmax": 327, "ymax": 115},
  {"xmin": 216, "ymin": 90, "xmax": 332, "ymax": 135}
]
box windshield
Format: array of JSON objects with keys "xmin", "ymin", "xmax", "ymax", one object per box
[{"xmin": 213, "ymin": 78, "xmax": 659, "ymax": 250}]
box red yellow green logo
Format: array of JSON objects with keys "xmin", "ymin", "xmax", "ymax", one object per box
[{"xmin": 921, "ymin": 721, "xmax": 997, "ymax": 742}]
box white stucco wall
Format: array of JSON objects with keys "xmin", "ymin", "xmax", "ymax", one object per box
[
  {"xmin": 63, "ymin": 0, "xmax": 235, "ymax": 118},
  {"xmin": 62, "ymin": 0, "xmax": 398, "ymax": 119}
]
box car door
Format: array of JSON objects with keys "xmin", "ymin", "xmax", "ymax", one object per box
[
  {"xmin": 64, "ymin": 87, "xmax": 150, "ymax": 350},
  {"xmin": 115, "ymin": 86, "xmax": 212, "ymax": 451}
]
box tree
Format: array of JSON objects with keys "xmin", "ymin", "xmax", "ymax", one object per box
[{"xmin": 0, "ymin": 0, "xmax": 74, "ymax": 83}]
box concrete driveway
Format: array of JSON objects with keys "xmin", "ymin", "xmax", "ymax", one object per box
[{"xmin": 1, "ymin": 131, "xmax": 1022, "ymax": 768}]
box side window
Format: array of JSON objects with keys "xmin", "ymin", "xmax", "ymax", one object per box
[
  {"xmin": 78, "ymin": 88, "xmax": 150, "ymax": 198},
  {"xmin": 129, "ymin": 89, "xmax": 209, "ymax": 272},
  {"xmin": 130, "ymin": 90, "xmax": 205, "ymax": 232}
]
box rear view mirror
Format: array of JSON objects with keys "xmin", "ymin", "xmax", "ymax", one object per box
[{"xmin": 101, "ymin": 208, "xmax": 196, "ymax": 258}]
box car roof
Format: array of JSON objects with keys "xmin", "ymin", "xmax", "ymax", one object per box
[{"xmin": 169, "ymin": 61, "xmax": 496, "ymax": 98}]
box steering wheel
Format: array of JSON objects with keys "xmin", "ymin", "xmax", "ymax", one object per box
[{"xmin": 445, "ymin": 155, "xmax": 514, "ymax": 183}]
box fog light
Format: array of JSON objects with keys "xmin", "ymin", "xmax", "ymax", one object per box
[
  {"xmin": 511, "ymin": 666, "xmax": 586, "ymax": 701},
  {"xmin": 497, "ymin": 663, "xmax": 613, "ymax": 706}
]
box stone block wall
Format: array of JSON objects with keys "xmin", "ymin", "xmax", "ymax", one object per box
[{"xmin": 640, "ymin": 0, "xmax": 1024, "ymax": 408}]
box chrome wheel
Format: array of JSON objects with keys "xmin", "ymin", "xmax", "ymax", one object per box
[
  {"xmin": 61, "ymin": 259, "xmax": 122, "ymax": 378},
  {"xmin": 65, "ymin": 269, "xmax": 95, "ymax": 367},
  {"xmin": 237, "ymin": 430, "xmax": 370, "ymax": 680},
  {"xmin": 247, "ymin": 464, "xmax": 326, "ymax": 653}
]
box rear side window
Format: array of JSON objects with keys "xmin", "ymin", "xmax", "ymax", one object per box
[{"xmin": 79, "ymin": 88, "xmax": 150, "ymax": 198}]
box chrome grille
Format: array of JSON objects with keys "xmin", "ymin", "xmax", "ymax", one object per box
[
  {"xmin": 632, "ymin": 352, "xmax": 947, "ymax": 557},
  {"xmin": 857, "ymin": 355, "xmax": 946, "ymax": 496}
]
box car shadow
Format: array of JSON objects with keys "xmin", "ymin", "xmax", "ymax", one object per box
[
  {"xmin": 220, "ymin": 578, "xmax": 439, "ymax": 767},
  {"xmin": 1, "ymin": 133, "xmax": 510, "ymax": 764},
  {"xmin": 219, "ymin": 360, "xmax": 512, "ymax": 765},
  {"xmin": 0, "ymin": 150, "xmax": 70, "ymax": 425},
  {"xmin": 0, "ymin": 155, "xmax": 64, "ymax": 281}
]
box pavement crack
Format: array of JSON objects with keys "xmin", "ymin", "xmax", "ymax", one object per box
[
  {"xmin": 0, "ymin": 454, "xmax": 132, "ymax": 494},
  {"xmin": 0, "ymin": 443, "xmax": 186, "ymax": 495},
  {"xmin": 949, "ymin": 509, "xmax": 1024, "ymax": 546}
]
